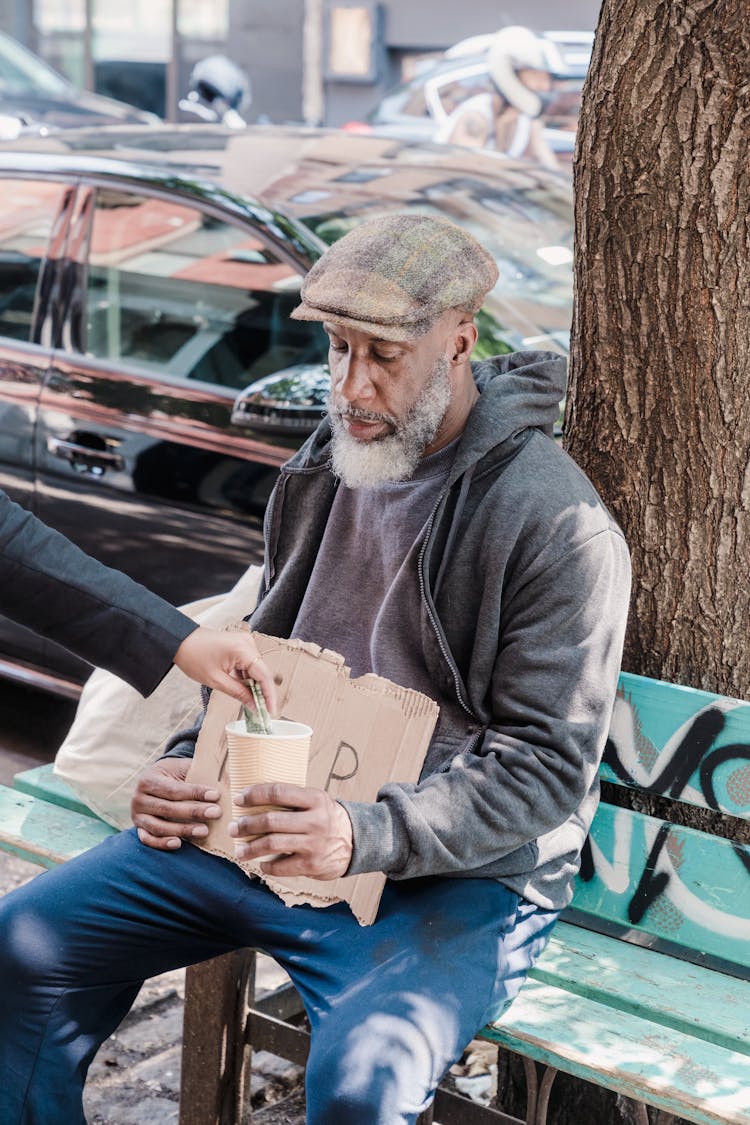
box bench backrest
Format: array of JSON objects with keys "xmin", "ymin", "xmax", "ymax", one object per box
[{"xmin": 568, "ymin": 672, "xmax": 750, "ymax": 976}]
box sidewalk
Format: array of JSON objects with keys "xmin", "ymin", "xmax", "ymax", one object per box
[{"xmin": 0, "ymin": 851, "xmax": 306, "ymax": 1124}]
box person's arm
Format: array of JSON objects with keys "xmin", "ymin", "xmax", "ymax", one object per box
[
  {"xmin": 525, "ymin": 118, "xmax": 561, "ymax": 171},
  {"xmin": 340, "ymin": 527, "xmax": 631, "ymax": 880},
  {"xmin": 0, "ymin": 491, "xmax": 275, "ymax": 708},
  {"xmin": 447, "ymin": 109, "xmax": 493, "ymax": 148}
]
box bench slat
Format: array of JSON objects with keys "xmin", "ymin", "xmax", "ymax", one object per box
[
  {"xmin": 605, "ymin": 673, "xmax": 750, "ymax": 819},
  {"xmin": 531, "ymin": 922, "xmax": 750, "ymax": 1053},
  {"xmin": 0, "ymin": 787, "xmax": 116, "ymax": 868},
  {"xmin": 485, "ymin": 977, "xmax": 750, "ymax": 1125},
  {"xmin": 572, "ymin": 801, "xmax": 750, "ymax": 972},
  {"xmin": 13, "ymin": 764, "xmax": 101, "ymax": 819}
]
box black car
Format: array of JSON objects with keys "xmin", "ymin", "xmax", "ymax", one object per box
[
  {"xmin": 0, "ymin": 31, "xmax": 157, "ymax": 137},
  {"xmin": 0, "ymin": 123, "xmax": 573, "ymax": 696}
]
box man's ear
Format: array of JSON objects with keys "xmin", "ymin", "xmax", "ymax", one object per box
[{"xmin": 451, "ymin": 318, "xmax": 478, "ymax": 363}]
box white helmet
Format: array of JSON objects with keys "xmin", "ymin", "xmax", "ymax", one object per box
[{"xmin": 487, "ymin": 26, "xmax": 562, "ymax": 118}]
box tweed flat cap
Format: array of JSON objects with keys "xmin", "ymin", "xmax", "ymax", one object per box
[{"xmin": 291, "ymin": 213, "xmax": 499, "ymax": 341}]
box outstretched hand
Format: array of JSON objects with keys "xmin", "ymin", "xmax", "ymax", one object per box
[{"xmin": 173, "ymin": 625, "xmax": 277, "ymax": 714}]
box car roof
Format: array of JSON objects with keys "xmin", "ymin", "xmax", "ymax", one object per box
[
  {"xmin": 0, "ymin": 122, "xmax": 572, "ymax": 228},
  {"xmin": 0, "ymin": 120, "xmax": 554, "ymax": 174}
]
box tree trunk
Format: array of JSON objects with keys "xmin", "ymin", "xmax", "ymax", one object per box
[
  {"xmin": 496, "ymin": 6, "xmax": 750, "ymax": 1121},
  {"xmin": 565, "ymin": 0, "xmax": 750, "ymax": 698}
]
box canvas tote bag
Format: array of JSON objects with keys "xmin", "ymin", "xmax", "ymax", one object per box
[{"xmin": 53, "ymin": 563, "xmax": 263, "ymax": 829}]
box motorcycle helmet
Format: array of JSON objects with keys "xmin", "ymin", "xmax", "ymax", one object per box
[
  {"xmin": 487, "ymin": 26, "xmax": 562, "ymax": 118},
  {"xmin": 188, "ymin": 55, "xmax": 251, "ymax": 116}
]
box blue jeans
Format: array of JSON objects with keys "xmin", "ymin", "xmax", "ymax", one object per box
[{"xmin": 0, "ymin": 829, "xmax": 559, "ymax": 1124}]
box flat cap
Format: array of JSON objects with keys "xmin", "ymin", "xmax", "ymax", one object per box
[{"xmin": 291, "ymin": 213, "xmax": 499, "ymax": 341}]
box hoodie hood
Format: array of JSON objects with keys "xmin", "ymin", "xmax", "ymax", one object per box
[
  {"xmin": 453, "ymin": 349, "xmax": 566, "ymax": 479},
  {"xmin": 287, "ymin": 349, "xmax": 566, "ymax": 478}
]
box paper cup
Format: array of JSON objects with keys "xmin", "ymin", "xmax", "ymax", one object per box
[{"xmin": 225, "ymin": 718, "xmax": 312, "ymax": 836}]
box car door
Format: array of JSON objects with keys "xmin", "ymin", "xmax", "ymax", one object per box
[
  {"xmin": 35, "ymin": 180, "xmax": 328, "ymax": 685},
  {"xmin": 0, "ymin": 174, "xmax": 76, "ymax": 680}
]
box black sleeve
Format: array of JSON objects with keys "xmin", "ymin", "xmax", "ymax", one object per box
[{"xmin": 0, "ymin": 491, "xmax": 196, "ymax": 696}]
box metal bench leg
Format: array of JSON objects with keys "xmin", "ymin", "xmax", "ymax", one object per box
[
  {"xmin": 180, "ymin": 949, "xmax": 257, "ymax": 1125},
  {"xmin": 520, "ymin": 1054, "xmax": 539, "ymax": 1124},
  {"xmin": 532, "ymin": 1066, "xmax": 558, "ymax": 1125}
]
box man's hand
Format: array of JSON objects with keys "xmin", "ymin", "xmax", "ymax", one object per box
[
  {"xmin": 131, "ymin": 757, "xmax": 222, "ymax": 851},
  {"xmin": 173, "ymin": 626, "xmax": 277, "ymax": 715},
  {"xmin": 229, "ymin": 784, "xmax": 353, "ymax": 880}
]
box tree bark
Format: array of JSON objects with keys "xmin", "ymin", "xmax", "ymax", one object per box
[
  {"xmin": 499, "ymin": 7, "xmax": 750, "ymax": 1121},
  {"xmin": 565, "ymin": 0, "xmax": 750, "ymax": 698}
]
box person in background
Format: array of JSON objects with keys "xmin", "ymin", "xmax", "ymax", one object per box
[
  {"xmin": 178, "ymin": 54, "xmax": 251, "ymax": 127},
  {"xmin": 436, "ymin": 26, "xmax": 561, "ymax": 169},
  {"xmin": 0, "ymin": 489, "xmax": 275, "ymax": 709}
]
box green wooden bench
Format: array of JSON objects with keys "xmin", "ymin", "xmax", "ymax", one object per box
[{"xmin": 2, "ymin": 671, "xmax": 749, "ymax": 1125}]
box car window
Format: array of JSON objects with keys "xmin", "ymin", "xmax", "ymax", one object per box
[
  {"xmin": 304, "ymin": 166, "xmax": 574, "ymax": 355},
  {"xmin": 400, "ymin": 85, "xmax": 429, "ymax": 117},
  {"xmin": 0, "ymin": 32, "xmax": 69, "ymax": 97},
  {"xmin": 0, "ymin": 179, "xmax": 67, "ymax": 343},
  {"xmin": 84, "ymin": 188, "xmax": 328, "ymax": 389},
  {"xmin": 368, "ymin": 83, "xmax": 428, "ymax": 123}
]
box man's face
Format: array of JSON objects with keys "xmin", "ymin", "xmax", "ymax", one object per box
[
  {"xmin": 324, "ymin": 317, "xmax": 455, "ymax": 488},
  {"xmin": 516, "ymin": 67, "xmax": 552, "ymax": 96}
]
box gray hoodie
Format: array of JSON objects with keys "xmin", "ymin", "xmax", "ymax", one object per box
[{"xmin": 169, "ymin": 351, "xmax": 631, "ymax": 911}]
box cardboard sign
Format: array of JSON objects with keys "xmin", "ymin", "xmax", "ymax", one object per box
[{"xmin": 186, "ymin": 631, "xmax": 439, "ymax": 925}]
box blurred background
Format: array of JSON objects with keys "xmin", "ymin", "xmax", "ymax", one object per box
[{"xmin": 0, "ymin": 0, "xmax": 598, "ymax": 128}]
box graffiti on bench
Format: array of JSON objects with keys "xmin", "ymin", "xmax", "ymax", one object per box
[{"xmin": 573, "ymin": 674, "xmax": 750, "ymax": 968}]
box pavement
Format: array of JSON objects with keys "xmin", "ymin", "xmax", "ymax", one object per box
[{"xmin": 0, "ymin": 681, "xmax": 78, "ymax": 786}]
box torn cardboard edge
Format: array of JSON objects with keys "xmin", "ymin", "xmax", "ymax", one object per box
[{"xmin": 186, "ymin": 631, "xmax": 439, "ymax": 926}]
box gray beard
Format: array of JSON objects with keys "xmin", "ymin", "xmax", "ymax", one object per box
[{"xmin": 327, "ymin": 356, "xmax": 452, "ymax": 488}]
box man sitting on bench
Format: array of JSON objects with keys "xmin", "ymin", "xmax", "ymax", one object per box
[{"xmin": 0, "ymin": 214, "xmax": 631, "ymax": 1125}]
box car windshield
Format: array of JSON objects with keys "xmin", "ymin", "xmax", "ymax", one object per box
[
  {"xmin": 0, "ymin": 33, "xmax": 69, "ymax": 97},
  {"xmin": 369, "ymin": 81, "xmax": 429, "ymax": 121},
  {"xmin": 301, "ymin": 170, "xmax": 573, "ymax": 354}
]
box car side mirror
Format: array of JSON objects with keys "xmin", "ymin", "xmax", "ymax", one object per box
[{"xmin": 231, "ymin": 363, "xmax": 330, "ymax": 436}]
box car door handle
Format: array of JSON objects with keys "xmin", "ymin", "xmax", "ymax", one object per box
[{"xmin": 46, "ymin": 437, "xmax": 125, "ymax": 474}]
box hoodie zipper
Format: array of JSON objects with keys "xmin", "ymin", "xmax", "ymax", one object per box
[{"xmin": 438, "ymin": 726, "xmax": 485, "ymax": 773}]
